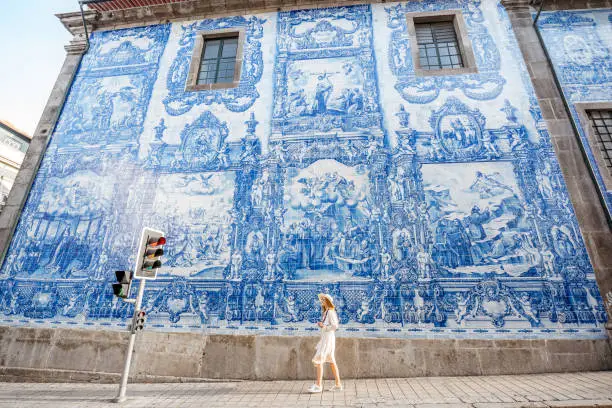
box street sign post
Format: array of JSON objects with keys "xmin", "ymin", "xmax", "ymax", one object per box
[{"xmin": 113, "ymin": 227, "xmax": 165, "ymax": 403}]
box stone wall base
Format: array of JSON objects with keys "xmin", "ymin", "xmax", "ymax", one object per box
[{"xmin": 1, "ymin": 326, "xmax": 611, "ymax": 382}]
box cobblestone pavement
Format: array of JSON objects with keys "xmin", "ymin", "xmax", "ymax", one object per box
[{"xmin": 1, "ymin": 372, "xmax": 611, "ymax": 407}]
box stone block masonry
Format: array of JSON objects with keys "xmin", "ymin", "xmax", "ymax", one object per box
[{"xmin": 0, "ymin": 326, "xmax": 611, "ymax": 381}]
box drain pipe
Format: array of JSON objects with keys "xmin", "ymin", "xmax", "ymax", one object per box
[
  {"xmin": 78, "ymin": 1, "xmax": 91, "ymax": 53},
  {"xmin": 77, "ymin": 0, "xmax": 114, "ymax": 53},
  {"xmin": 531, "ymin": 0, "xmax": 612, "ymax": 226},
  {"xmin": 533, "ymin": 0, "xmax": 544, "ymax": 25}
]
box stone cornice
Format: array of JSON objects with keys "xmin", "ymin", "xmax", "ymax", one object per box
[
  {"xmin": 499, "ymin": 0, "xmax": 531, "ymax": 11},
  {"xmin": 56, "ymin": 10, "xmax": 97, "ymax": 37},
  {"xmin": 57, "ymin": 10, "xmax": 97, "ymax": 54},
  {"xmin": 55, "ymin": 0, "xmax": 542, "ymax": 33},
  {"xmin": 56, "ymin": 0, "xmax": 393, "ymax": 32}
]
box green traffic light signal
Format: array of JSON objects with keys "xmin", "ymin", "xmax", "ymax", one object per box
[
  {"xmin": 142, "ymin": 260, "xmax": 162, "ymax": 270},
  {"xmin": 113, "ymin": 283, "xmax": 129, "ymax": 298}
]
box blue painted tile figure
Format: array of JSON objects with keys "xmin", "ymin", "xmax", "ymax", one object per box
[{"xmin": 0, "ymin": 1, "xmax": 607, "ymax": 339}]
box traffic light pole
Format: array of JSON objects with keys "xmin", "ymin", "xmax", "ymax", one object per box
[{"xmin": 114, "ymin": 278, "xmax": 146, "ymax": 403}]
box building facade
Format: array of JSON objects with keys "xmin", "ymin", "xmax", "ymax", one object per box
[
  {"xmin": 537, "ymin": 8, "xmax": 612, "ymax": 221},
  {"xmin": 0, "ymin": 0, "xmax": 611, "ymax": 379},
  {"xmin": 0, "ymin": 122, "xmax": 30, "ymax": 213}
]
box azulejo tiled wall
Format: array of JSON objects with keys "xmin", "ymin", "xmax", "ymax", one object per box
[
  {"xmin": 537, "ymin": 9, "xmax": 612, "ymax": 220},
  {"xmin": 0, "ymin": 0, "xmax": 607, "ymax": 339}
]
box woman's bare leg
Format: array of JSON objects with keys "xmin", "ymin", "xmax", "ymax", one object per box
[
  {"xmin": 315, "ymin": 364, "xmax": 323, "ymax": 387},
  {"xmin": 330, "ymin": 363, "xmax": 341, "ymax": 386}
]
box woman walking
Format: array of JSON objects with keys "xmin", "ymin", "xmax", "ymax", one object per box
[{"xmin": 308, "ymin": 293, "xmax": 343, "ymax": 393}]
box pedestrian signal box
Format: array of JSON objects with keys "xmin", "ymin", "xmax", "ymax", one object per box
[
  {"xmin": 134, "ymin": 228, "xmax": 166, "ymax": 280},
  {"xmin": 132, "ymin": 310, "xmax": 146, "ymax": 332},
  {"xmin": 112, "ymin": 270, "xmax": 133, "ymax": 298}
]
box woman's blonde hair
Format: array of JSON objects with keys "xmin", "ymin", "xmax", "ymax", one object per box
[{"xmin": 319, "ymin": 294, "xmax": 335, "ymax": 312}]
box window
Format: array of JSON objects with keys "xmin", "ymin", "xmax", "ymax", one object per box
[
  {"xmin": 415, "ymin": 22, "xmax": 463, "ymax": 70},
  {"xmin": 405, "ymin": 10, "xmax": 477, "ymax": 77},
  {"xmin": 185, "ymin": 28, "xmax": 245, "ymax": 91},
  {"xmin": 575, "ymin": 102, "xmax": 612, "ymax": 190},
  {"xmin": 198, "ymin": 36, "xmax": 239, "ymax": 85},
  {"xmin": 587, "ymin": 110, "xmax": 612, "ymax": 170}
]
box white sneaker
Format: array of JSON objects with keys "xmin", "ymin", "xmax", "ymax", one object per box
[
  {"xmin": 308, "ymin": 384, "xmax": 322, "ymax": 393},
  {"xmin": 328, "ymin": 384, "xmax": 344, "ymax": 392}
]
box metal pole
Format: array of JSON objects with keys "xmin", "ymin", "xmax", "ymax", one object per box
[{"xmin": 114, "ymin": 278, "xmax": 146, "ymax": 403}]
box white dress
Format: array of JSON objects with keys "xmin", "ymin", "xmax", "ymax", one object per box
[{"xmin": 312, "ymin": 309, "xmax": 339, "ymax": 365}]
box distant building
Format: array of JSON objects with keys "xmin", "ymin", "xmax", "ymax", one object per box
[{"xmin": 0, "ymin": 121, "xmax": 30, "ymax": 211}]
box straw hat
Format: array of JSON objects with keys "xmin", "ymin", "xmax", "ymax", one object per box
[{"xmin": 318, "ymin": 293, "xmax": 335, "ymax": 308}]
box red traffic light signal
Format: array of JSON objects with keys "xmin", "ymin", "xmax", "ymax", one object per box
[{"xmin": 148, "ymin": 237, "xmax": 166, "ymax": 247}]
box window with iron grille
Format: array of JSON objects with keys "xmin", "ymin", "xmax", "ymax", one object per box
[
  {"xmin": 405, "ymin": 11, "xmax": 477, "ymax": 77},
  {"xmin": 587, "ymin": 110, "xmax": 612, "ymax": 170},
  {"xmin": 415, "ymin": 21, "xmax": 463, "ymax": 70},
  {"xmin": 197, "ymin": 36, "xmax": 239, "ymax": 85}
]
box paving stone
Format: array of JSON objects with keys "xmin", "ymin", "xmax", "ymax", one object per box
[
  {"xmin": 544, "ymin": 400, "xmax": 612, "ymax": 408},
  {"xmin": 0, "ymin": 371, "xmax": 611, "ymax": 407},
  {"xmin": 472, "ymin": 403, "xmax": 548, "ymax": 408}
]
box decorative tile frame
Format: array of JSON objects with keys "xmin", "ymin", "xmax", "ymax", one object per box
[
  {"xmin": 384, "ymin": 1, "xmax": 504, "ymax": 105},
  {"xmin": 163, "ymin": 16, "xmax": 266, "ymax": 116},
  {"xmin": 185, "ymin": 28, "xmax": 246, "ymax": 92},
  {"xmin": 574, "ymin": 102, "xmax": 612, "ymax": 190},
  {"xmin": 270, "ymin": 5, "xmax": 384, "ymax": 142},
  {"xmin": 405, "ymin": 10, "xmax": 478, "ymax": 77}
]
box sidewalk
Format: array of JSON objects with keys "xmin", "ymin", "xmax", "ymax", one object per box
[{"xmin": 1, "ymin": 371, "xmax": 611, "ymax": 408}]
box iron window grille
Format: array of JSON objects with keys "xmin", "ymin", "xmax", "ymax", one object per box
[
  {"xmin": 197, "ymin": 36, "xmax": 239, "ymax": 85},
  {"xmin": 415, "ymin": 21, "xmax": 464, "ymax": 70},
  {"xmin": 587, "ymin": 110, "xmax": 612, "ymax": 170}
]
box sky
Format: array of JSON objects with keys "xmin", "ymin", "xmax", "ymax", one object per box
[{"xmin": 0, "ymin": 0, "xmax": 78, "ymax": 136}]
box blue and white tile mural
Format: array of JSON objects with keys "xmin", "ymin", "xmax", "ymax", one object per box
[
  {"xmin": 0, "ymin": 1, "xmax": 607, "ymax": 338},
  {"xmin": 537, "ymin": 9, "xmax": 612, "ymax": 220}
]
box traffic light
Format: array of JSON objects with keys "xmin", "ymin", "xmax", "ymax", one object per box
[
  {"xmin": 112, "ymin": 270, "xmax": 133, "ymax": 298},
  {"xmin": 134, "ymin": 228, "xmax": 166, "ymax": 280},
  {"xmin": 132, "ymin": 310, "xmax": 146, "ymax": 332}
]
